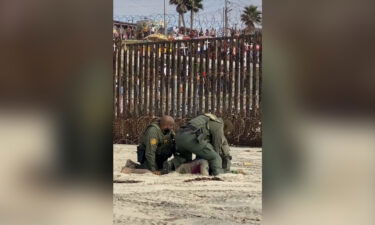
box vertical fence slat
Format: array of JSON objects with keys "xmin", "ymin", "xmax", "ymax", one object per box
[
  {"xmin": 182, "ymin": 41, "xmax": 187, "ymax": 117},
  {"xmin": 223, "ymin": 38, "xmax": 228, "ymax": 114},
  {"xmin": 117, "ymin": 45, "xmax": 123, "ymax": 117},
  {"xmin": 166, "ymin": 42, "xmax": 171, "ymax": 115},
  {"xmin": 198, "ymin": 39, "xmax": 204, "ymax": 114},
  {"xmin": 149, "ymin": 44, "xmax": 154, "ymax": 116},
  {"xmin": 240, "ymin": 37, "xmax": 245, "ymax": 116},
  {"xmin": 157, "ymin": 43, "xmax": 161, "ymax": 116},
  {"xmin": 176, "ymin": 41, "xmax": 181, "ymax": 118},
  {"xmin": 256, "ymin": 39, "xmax": 260, "ymax": 109},
  {"xmin": 144, "ymin": 43, "xmax": 149, "ymax": 115},
  {"xmin": 246, "ymin": 36, "xmax": 251, "ymax": 117},
  {"xmin": 160, "ymin": 42, "xmax": 165, "ymax": 116},
  {"xmin": 193, "ymin": 41, "xmax": 198, "ymax": 117},
  {"xmin": 258, "ymin": 39, "xmax": 262, "ymax": 107},
  {"xmin": 234, "ymin": 38, "xmax": 240, "ymax": 114},
  {"xmin": 187, "ymin": 41, "xmax": 193, "ymax": 117},
  {"xmin": 216, "ymin": 39, "xmax": 222, "ymax": 115},
  {"xmin": 154, "ymin": 43, "xmax": 158, "ymax": 115},
  {"xmin": 207, "ymin": 40, "xmax": 215, "ymax": 112},
  {"xmin": 205, "ymin": 39, "xmax": 210, "ymax": 113},
  {"xmin": 252, "ymin": 38, "xmax": 257, "ymax": 115},
  {"xmin": 128, "ymin": 45, "xmax": 133, "ymax": 116},
  {"xmin": 211, "ymin": 39, "xmax": 216, "ymax": 113},
  {"xmin": 123, "ymin": 46, "xmax": 128, "ymax": 117},
  {"xmin": 139, "ymin": 44, "xmax": 144, "ymax": 115},
  {"xmin": 133, "ymin": 44, "xmax": 139, "ymax": 116},
  {"xmin": 171, "ymin": 42, "xmax": 176, "ymax": 117},
  {"xmin": 228, "ymin": 37, "xmax": 234, "ymax": 114},
  {"xmin": 113, "ymin": 42, "xmax": 118, "ymax": 118}
]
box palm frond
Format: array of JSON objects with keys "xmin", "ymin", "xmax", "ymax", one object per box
[
  {"xmin": 187, "ymin": 0, "xmax": 204, "ymax": 12},
  {"xmin": 241, "ymin": 5, "xmax": 262, "ymax": 29}
]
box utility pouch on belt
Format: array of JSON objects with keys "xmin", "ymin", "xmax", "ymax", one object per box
[
  {"xmin": 184, "ymin": 124, "xmax": 206, "ymax": 144},
  {"xmin": 137, "ymin": 145, "xmax": 146, "ymax": 164},
  {"xmin": 196, "ymin": 130, "xmax": 206, "ymax": 144}
]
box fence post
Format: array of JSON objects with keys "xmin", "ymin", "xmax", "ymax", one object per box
[
  {"xmin": 222, "ymin": 38, "xmax": 228, "ymax": 114},
  {"xmin": 234, "ymin": 38, "xmax": 240, "ymax": 115},
  {"xmin": 139, "ymin": 44, "xmax": 144, "ymax": 115},
  {"xmin": 176, "ymin": 41, "xmax": 181, "ymax": 118},
  {"xmin": 144, "ymin": 43, "xmax": 149, "ymax": 115},
  {"xmin": 258, "ymin": 35, "xmax": 262, "ymax": 109},
  {"xmin": 149, "ymin": 43, "xmax": 155, "ymax": 116},
  {"xmin": 155, "ymin": 43, "xmax": 160, "ymax": 116},
  {"xmin": 246, "ymin": 35, "xmax": 251, "ymax": 117},
  {"xmin": 240, "ymin": 37, "xmax": 245, "ymax": 116},
  {"xmin": 113, "ymin": 41, "xmax": 118, "ymax": 118},
  {"xmin": 192, "ymin": 40, "xmax": 198, "ymax": 117},
  {"xmin": 228, "ymin": 37, "xmax": 234, "ymax": 114},
  {"xmin": 252, "ymin": 37, "xmax": 257, "ymax": 116},
  {"xmin": 188, "ymin": 40, "xmax": 193, "ymax": 117},
  {"xmin": 117, "ymin": 44, "xmax": 123, "ymax": 118},
  {"xmin": 160, "ymin": 42, "xmax": 165, "ymax": 116},
  {"xmin": 128, "ymin": 45, "xmax": 133, "ymax": 116},
  {"xmin": 123, "ymin": 45, "xmax": 128, "ymax": 118},
  {"xmin": 205, "ymin": 38, "xmax": 210, "ymax": 113},
  {"xmin": 216, "ymin": 39, "xmax": 222, "ymax": 115},
  {"xmin": 171, "ymin": 41, "xmax": 176, "ymax": 117},
  {"xmin": 198, "ymin": 39, "xmax": 204, "ymax": 114},
  {"xmin": 133, "ymin": 44, "xmax": 139, "ymax": 117},
  {"xmin": 182, "ymin": 41, "xmax": 187, "ymax": 117},
  {"xmin": 166, "ymin": 42, "xmax": 171, "ymax": 115}
]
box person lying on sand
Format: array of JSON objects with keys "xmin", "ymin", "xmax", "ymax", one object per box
[{"xmin": 122, "ymin": 159, "xmax": 209, "ymax": 176}]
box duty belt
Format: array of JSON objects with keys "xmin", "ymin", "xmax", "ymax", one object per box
[{"xmin": 180, "ymin": 124, "xmax": 203, "ymax": 136}]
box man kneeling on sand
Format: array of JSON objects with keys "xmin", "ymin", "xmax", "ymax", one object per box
[
  {"xmin": 132, "ymin": 115, "xmax": 176, "ymax": 175},
  {"xmin": 122, "ymin": 159, "xmax": 209, "ymax": 176}
]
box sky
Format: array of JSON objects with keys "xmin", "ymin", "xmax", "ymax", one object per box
[
  {"xmin": 114, "ymin": 0, "xmax": 262, "ymax": 16},
  {"xmin": 113, "ymin": 0, "xmax": 262, "ymax": 29}
]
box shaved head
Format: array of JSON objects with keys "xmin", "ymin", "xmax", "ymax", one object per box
[{"xmin": 159, "ymin": 115, "xmax": 175, "ymax": 131}]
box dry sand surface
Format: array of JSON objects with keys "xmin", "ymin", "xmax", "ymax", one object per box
[{"xmin": 113, "ymin": 144, "xmax": 262, "ymax": 225}]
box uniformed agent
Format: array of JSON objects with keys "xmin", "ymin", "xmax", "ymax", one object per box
[
  {"xmin": 173, "ymin": 113, "xmax": 232, "ymax": 176},
  {"xmin": 136, "ymin": 115, "xmax": 176, "ymax": 172}
]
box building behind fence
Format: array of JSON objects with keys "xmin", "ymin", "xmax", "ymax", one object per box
[{"xmin": 113, "ymin": 34, "xmax": 262, "ymax": 146}]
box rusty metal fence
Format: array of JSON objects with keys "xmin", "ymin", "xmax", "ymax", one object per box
[{"xmin": 113, "ymin": 34, "xmax": 262, "ymax": 146}]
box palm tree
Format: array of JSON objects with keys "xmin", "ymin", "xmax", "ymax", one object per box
[
  {"xmin": 170, "ymin": 0, "xmax": 188, "ymax": 33},
  {"xmin": 187, "ymin": 0, "xmax": 203, "ymax": 31},
  {"xmin": 240, "ymin": 5, "xmax": 262, "ymax": 33}
]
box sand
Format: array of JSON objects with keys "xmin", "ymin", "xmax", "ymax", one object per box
[{"xmin": 113, "ymin": 144, "xmax": 262, "ymax": 225}]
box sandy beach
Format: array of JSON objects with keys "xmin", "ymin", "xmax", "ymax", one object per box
[{"xmin": 113, "ymin": 144, "xmax": 262, "ymax": 225}]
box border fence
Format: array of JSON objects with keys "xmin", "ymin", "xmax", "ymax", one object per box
[{"xmin": 113, "ymin": 34, "xmax": 262, "ymax": 146}]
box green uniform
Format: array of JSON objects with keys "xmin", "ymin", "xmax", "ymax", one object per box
[
  {"xmin": 174, "ymin": 114, "xmax": 232, "ymax": 175},
  {"xmin": 137, "ymin": 122, "xmax": 175, "ymax": 171}
]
